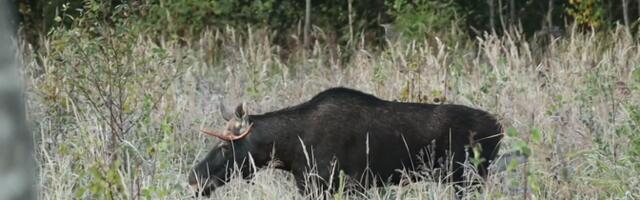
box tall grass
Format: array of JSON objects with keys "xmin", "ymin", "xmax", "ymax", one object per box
[{"xmin": 26, "ymin": 26, "xmax": 640, "ymax": 199}]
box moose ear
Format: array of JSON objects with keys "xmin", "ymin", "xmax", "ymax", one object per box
[
  {"xmin": 234, "ymin": 102, "xmax": 248, "ymax": 119},
  {"xmin": 219, "ymin": 101, "xmax": 234, "ymax": 121}
]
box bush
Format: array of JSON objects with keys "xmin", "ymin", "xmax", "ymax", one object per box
[
  {"xmin": 567, "ymin": 0, "xmax": 607, "ymax": 29},
  {"xmin": 387, "ymin": 0, "xmax": 464, "ymax": 41},
  {"xmin": 16, "ymin": 0, "xmax": 640, "ymax": 51}
]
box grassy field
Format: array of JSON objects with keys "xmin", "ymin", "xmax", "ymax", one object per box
[{"xmin": 26, "ymin": 26, "xmax": 640, "ymax": 199}]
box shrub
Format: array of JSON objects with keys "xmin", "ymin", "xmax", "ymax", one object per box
[{"xmin": 386, "ymin": 0, "xmax": 465, "ymax": 41}]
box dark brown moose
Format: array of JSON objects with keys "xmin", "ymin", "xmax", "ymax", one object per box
[{"xmin": 188, "ymin": 87, "xmax": 502, "ymax": 197}]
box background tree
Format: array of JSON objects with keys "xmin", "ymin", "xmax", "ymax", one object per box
[
  {"xmin": 12, "ymin": 0, "xmax": 640, "ymax": 53},
  {"xmin": 0, "ymin": 1, "xmax": 34, "ymax": 200}
]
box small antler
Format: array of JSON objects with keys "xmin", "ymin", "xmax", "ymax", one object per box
[{"xmin": 200, "ymin": 124, "xmax": 253, "ymax": 141}]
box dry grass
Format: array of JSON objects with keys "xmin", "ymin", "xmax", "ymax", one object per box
[{"xmin": 26, "ymin": 26, "xmax": 640, "ymax": 199}]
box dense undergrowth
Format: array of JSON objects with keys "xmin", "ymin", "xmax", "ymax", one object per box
[{"xmin": 25, "ymin": 22, "xmax": 640, "ymax": 199}]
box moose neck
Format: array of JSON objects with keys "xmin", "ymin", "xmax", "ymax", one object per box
[{"xmin": 248, "ymin": 113, "xmax": 304, "ymax": 170}]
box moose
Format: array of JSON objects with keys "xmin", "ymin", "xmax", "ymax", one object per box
[{"xmin": 188, "ymin": 87, "xmax": 503, "ymax": 197}]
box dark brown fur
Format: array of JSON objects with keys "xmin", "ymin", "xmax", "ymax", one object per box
[{"xmin": 188, "ymin": 87, "xmax": 502, "ymax": 196}]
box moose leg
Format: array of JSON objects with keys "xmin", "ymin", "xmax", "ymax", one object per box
[
  {"xmin": 293, "ymin": 170, "xmax": 331, "ymax": 199},
  {"xmin": 451, "ymin": 143, "xmax": 477, "ymax": 199},
  {"xmin": 293, "ymin": 172, "xmax": 308, "ymax": 194},
  {"xmin": 435, "ymin": 140, "xmax": 467, "ymax": 199},
  {"xmin": 451, "ymin": 164, "xmax": 465, "ymax": 199},
  {"xmin": 292, "ymin": 160, "xmax": 342, "ymax": 198}
]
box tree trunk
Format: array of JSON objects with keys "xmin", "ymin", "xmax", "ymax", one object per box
[
  {"xmin": 488, "ymin": 0, "xmax": 495, "ymax": 33},
  {"xmin": 0, "ymin": 1, "xmax": 35, "ymax": 200},
  {"xmin": 348, "ymin": 0, "xmax": 353, "ymax": 44},
  {"xmin": 546, "ymin": 0, "xmax": 554, "ymax": 28},
  {"xmin": 498, "ymin": 0, "xmax": 506, "ymax": 32},
  {"xmin": 510, "ymin": 0, "xmax": 516, "ymax": 26},
  {"xmin": 304, "ymin": 0, "xmax": 311, "ymax": 49},
  {"xmin": 622, "ymin": 0, "xmax": 630, "ymax": 26}
]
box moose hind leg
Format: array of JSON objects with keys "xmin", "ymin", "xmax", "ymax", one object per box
[
  {"xmin": 293, "ymin": 168, "xmax": 338, "ymax": 199},
  {"xmin": 442, "ymin": 142, "xmax": 470, "ymax": 199}
]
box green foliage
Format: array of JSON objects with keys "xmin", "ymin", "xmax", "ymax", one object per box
[
  {"xmin": 85, "ymin": 160, "xmax": 126, "ymax": 199},
  {"xmin": 633, "ymin": 68, "xmax": 640, "ymax": 87},
  {"xmin": 137, "ymin": 0, "xmax": 298, "ymax": 38},
  {"xmin": 507, "ymin": 127, "xmax": 542, "ymax": 158},
  {"xmin": 470, "ymin": 144, "xmax": 485, "ymax": 168},
  {"xmin": 17, "ymin": 0, "xmax": 640, "ymax": 48},
  {"xmin": 387, "ymin": 0, "xmax": 464, "ymax": 40},
  {"xmin": 512, "ymin": 140, "xmax": 532, "ymax": 157},
  {"xmin": 332, "ymin": 170, "xmax": 347, "ymax": 200},
  {"xmin": 626, "ymin": 105, "xmax": 640, "ymax": 158},
  {"xmin": 531, "ymin": 128, "xmax": 542, "ymax": 144},
  {"xmin": 567, "ymin": 0, "xmax": 607, "ymax": 29}
]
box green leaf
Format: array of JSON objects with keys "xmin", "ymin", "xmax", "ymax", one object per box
[
  {"xmin": 143, "ymin": 188, "xmax": 154, "ymax": 200},
  {"xmin": 507, "ymin": 127, "xmax": 520, "ymax": 137},
  {"xmin": 75, "ymin": 187, "xmax": 86, "ymax": 198},
  {"xmin": 514, "ymin": 140, "xmax": 532, "ymax": 156},
  {"xmin": 531, "ymin": 128, "xmax": 542, "ymax": 143},
  {"xmin": 529, "ymin": 174, "xmax": 540, "ymax": 193},
  {"xmin": 507, "ymin": 159, "xmax": 520, "ymax": 171},
  {"xmin": 633, "ymin": 68, "xmax": 640, "ymax": 83}
]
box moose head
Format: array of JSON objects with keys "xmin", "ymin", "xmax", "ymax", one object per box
[{"xmin": 187, "ymin": 102, "xmax": 257, "ymax": 196}]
